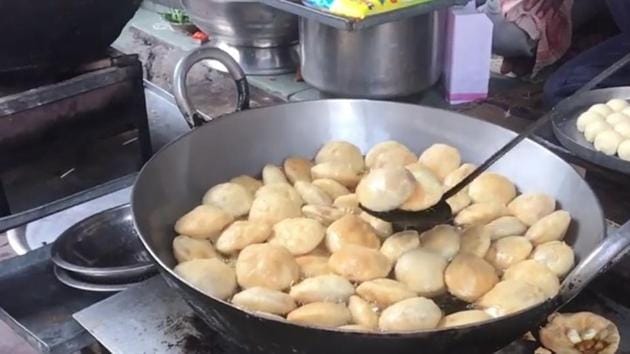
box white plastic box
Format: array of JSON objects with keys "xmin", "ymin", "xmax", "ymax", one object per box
[{"xmin": 443, "ymin": 4, "xmax": 493, "ymax": 104}]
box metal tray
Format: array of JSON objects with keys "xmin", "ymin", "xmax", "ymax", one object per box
[
  {"xmin": 0, "ymin": 244, "xmax": 109, "ymax": 353},
  {"xmin": 552, "ymin": 87, "xmax": 630, "ymax": 175},
  {"xmin": 258, "ymin": 0, "xmax": 467, "ymax": 31},
  {"xmin": 51, "ymin": 204, "xmax": 155, "ymax": 282}
]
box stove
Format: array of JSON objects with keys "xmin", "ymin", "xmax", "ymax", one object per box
[{"xmin": 0, "ymin": 51, "xmax": 152, "ymax": 220}]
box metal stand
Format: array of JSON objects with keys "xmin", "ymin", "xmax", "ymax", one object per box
[{"xmin": 130, "ymin": 60, "xmax": 153, "ymax": 164}]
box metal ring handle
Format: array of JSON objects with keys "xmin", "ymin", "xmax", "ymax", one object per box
[
  {"xmin": 173, "ymin": 46, "xmax": 250, "ymax": 128},
  {"xmin": 557, "ymin": 220, "xmax": 630, "ymax": 306}
]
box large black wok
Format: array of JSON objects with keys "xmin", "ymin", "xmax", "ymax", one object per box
[
  {"xmin": 132, "ymin": 48, "xmax": 630, "ymax": 354},
  {"xmin": 0, "ymin": 0, "xmax": 141, "ymax": 75}
]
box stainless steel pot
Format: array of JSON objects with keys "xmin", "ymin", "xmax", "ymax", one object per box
[
  {"xmin": 181, "ymin": 0, "xmax": 298, "ymax": 47},
  {"xmin": 300, "ymin": 11, "xmax": 446, "ymax": 98},
  {"xmin": 129, "ymin": 47, "xmax": 630, "ymax": 354}
]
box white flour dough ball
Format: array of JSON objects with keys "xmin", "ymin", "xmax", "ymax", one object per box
[
  {"xmin": 175, "ymin": 205, "xmax": 234, "ymax": 241},
  {"xmin": 525, "ymin": 210, "xmax": 571, "ymax": 245},
  {"xmin": 503, "ymin": 260, "xmax": 560, "ymax": 299},
  {"xmin": 175, "ymin": 258, "xmax": 237, "ymax": 300},
  {"xmin": 476, "ymin": 280, "xmax": 546, "ymax": 318},
  {"xmin": 468, "ymin": 172, "xmax": 517, "ymax": 205},
  {"xmin": 588, "ymin": 103, "xmax": 613, "ymax": 116},
  {"xmin": 508, "ymin": 193, "xmax": 556, "ymax": 226},
  {"xmin": 356, "ymin": 167, "xmax": 416, "ymax": 212},
  {"xmin": 606, "ymin": 98, "xmax": 628, "ymax": 111},
  {"xmin": 439, "ymin": 310, "xmax": 491, "ymax": 328},
  {"xmin": 594, "ymin": 130, "xmax": 623, "ymax": 155},
  {"xmin": 606, "ymin": 112, "xmax": 629, "ymax": 125},
  {"xmin": 485, "ymin": 236, "xmax": 533, "ymax": 270},
  {"xmin": 576, "ymin": 111, "xmax": 604, "ymax": 132},
  {"xmin": 255, "ymin": 183, "xmax": 303, "ymax": 208},
  {"xmin": 295, "ymin": 255, "xmax": 332, "ymax": 278},
  {"xmin": 395, "ymin": 249, "xmax": 447, "ymax": 297},
  {"xmin": 289, "ymin": 274, "xmax": 355, "ymax": 304},
  {"xmin": 249, "ymin": 193, "xmax": 302, "ymax": 225},
  {"xmin": 215, "ymin": 221, "xmax": 272, "ymax": 254},
  {"xmin": 232, "ymin": 287, "xmax": 297, "ymax": 315},
  {"xmin": 618, "ymin": 139, "xmax": 630, "ymax": 161},
  {"xmin": 584, "ymin": 121, "xmax": 611, "ymax": 142},
  {"xmin": 202, "ymin": 182, "xmax": 253, "ymax": 217},
  {"xmin": 400, "ymin": 163, "xmax": 444, "ymax": 211},
  {"xmin": 380, "ymin": 230, "xmax": 420, "ymax": 261},
  {"xmin": 269, "ymin": 217, "xmax": 326, "ymax": 255},
  {"xmin": 236, "ymin": 243, "xmax": 300, "ymax": 290},
  {"xmin": 287, "ymin": 302, "xmax": 352, "ymax": 327},
  {"xmin": 365, "ymin": 140, "xmax": 417, "ymax": 169},
  {"xmin": 173, "ymin": 235, "xmax": 218, "ymax": 263},
  {"xmin": 283, "ymin": 157, "xmax": 313, "ymax": 184},
  {"xmin": 315, "ymin": 141, "xmax": 364, "ymax": 172},
  {"xmin": 230, "ymin": 175, "xmax": 263, "ymax": 195},
  {"xmin": 420, "ymin": 225, "xmax": 461, "ymax": 260},
  {"xmin": 325, "ymin": 214, "xmax": 380, "ymax": 253},
  {"xmin": 348, "ymin": 295, "xmax": 379, "ymax": 329},
  {"xmin": 311, "ymin": 162, "xmax": 362, "ymax": 188},
  {"xmin": 379, "ymin": 297, "xmax": 442, "ymax": 331},
  {"xmin": 614, "ymin": 121, "xmax": 630, "ymax": 138},
  {"xmin": 530, "ymin": 241, "xmax": 575, "ymax": 277},
  {"xmin": 328, "ymin": 245, "xmax": 392, "ymax": 282},
  {"xmin": 294, "ymin": 181, "xmax": 333, "ymax": 206},
  {"xmin": 418, "ymin": 144, "xmax": 462, "ymax": 181},
  {"xmin": 262, "ymin": 164, "xmax": 289, "ymax": 185},
  {"xmin": 312, "ymin": 179, "xmax": 350, "ymax": 200},
  {"xmin": 356, "ymin": 278, "xmax": 416, "ymax": 309}
]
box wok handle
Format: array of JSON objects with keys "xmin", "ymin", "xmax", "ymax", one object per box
[
  {"xmin": 557, "ymin": 221, "xmax": 630, "ymax": 305},
  {"xmin": 173, "ymin": 46, "xmax": 250, "ymax": 128}
]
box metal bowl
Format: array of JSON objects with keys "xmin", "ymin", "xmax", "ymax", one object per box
[
  {"xmin": 552, "ymin": 87, "xmax": 630, "ymax": 175},
  {"xmin": 51, "ymin": 204, "xmax": 156, "ymax": 283},
  {"xmin": 181, "ymin": 0, "xmax": 298, "ymax": 48},
  {"xmin": 53, "ymin": 266, "xmax": 142, "ymax": 293}
]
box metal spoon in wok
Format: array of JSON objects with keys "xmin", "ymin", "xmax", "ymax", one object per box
[{"xmin": 362, "ymin": 52, "xmax": 630, "ymax": 231}]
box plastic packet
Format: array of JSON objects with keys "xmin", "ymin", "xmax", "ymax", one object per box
[{"xmin": 304, "ymin": 0, "xmax": 434, "ymax": 19}]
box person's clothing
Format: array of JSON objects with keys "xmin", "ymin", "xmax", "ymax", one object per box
[
  {"xmin": 481, "ymin": 0, "xmax": 608, "ymax": 73},
  {"xmin": 500, "ymin": 0, "xmax": 574, "ymax": 74},
  {"xmin": 543, "ymin": 34, "xmax": 630, "ymax": 106},
  {"xmin": 543, "ymin": 0, "xmax": 630, "ymax": 106},
  {"xmin": 607, "ymin": 0, "xmax": 630, "ymax": 35}
]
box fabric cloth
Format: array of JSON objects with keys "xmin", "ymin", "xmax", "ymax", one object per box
[
  {"xmin": 543, "ymin": 0, "xmax": 630, "ymax": 106},
  {"xmin": 543, "ymin": 34, "xmax": 630, "ymax": 106},
  {"xmin": 499, "ymin": 0, "xmax": 574, "ymax": 74}
]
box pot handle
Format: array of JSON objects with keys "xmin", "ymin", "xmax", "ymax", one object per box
[
  {"xmin": 173, "ymin": 46, "xmax": 250, "ymax": 128},
  {"xmin": 557, "ymin": 221, "xmax": 630, "ymax": 305}
]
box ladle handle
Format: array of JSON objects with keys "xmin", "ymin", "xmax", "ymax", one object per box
[
  {"xmin": 558, "ymin": 221, "xmax": 630, "ymax": 305},
  {"xmin": 443, "ymin": 51, "xmax": 630, "ymax": 200},
  {"xmin": 173, "ymin": 46, "xmax": 250, "ymax": 128}
]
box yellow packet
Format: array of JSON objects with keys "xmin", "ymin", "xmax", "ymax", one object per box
[
  {"xmin": 365, "ymin": 0, "xmax": 434, "ymax": 16},
  {"xmin": 312, "ymin": 0, "xmax": 433, "ymax": 19},
  {"xmin": 328, "ymin": 0, "xmax": 371, "ymax": 19}
]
